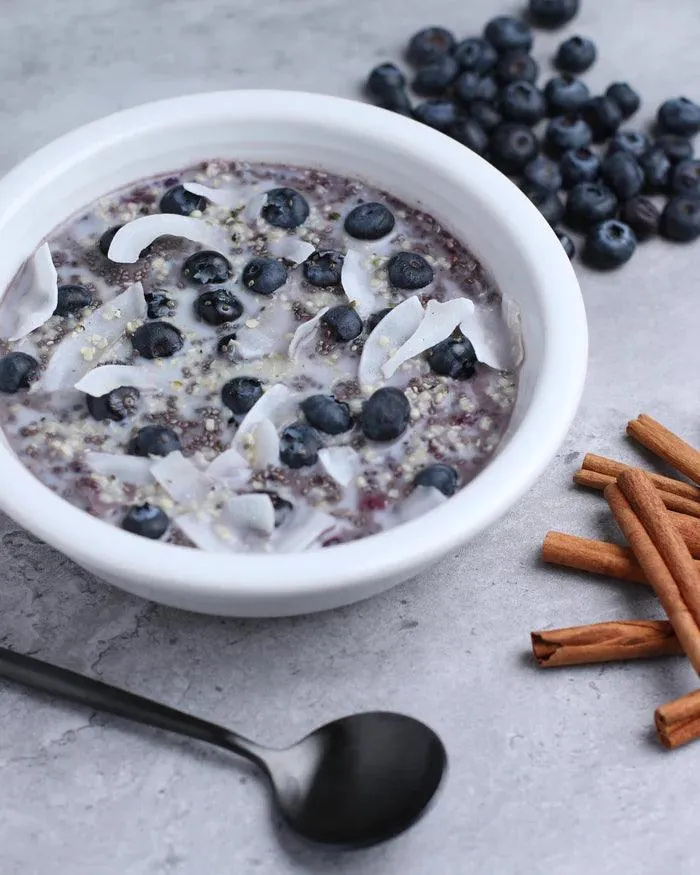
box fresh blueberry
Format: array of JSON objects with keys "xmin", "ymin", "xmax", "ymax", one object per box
[
  {"xmin": 555, "ymin": 36, "xmax": 596, "ymax": 73},
  {"xmin": 131, "ymin": 321, "xmax": 184, "ymax": 358},
  {"xmin": 454, "ymin": 71, "xmax": 483, "ymax": 106},
  {"xmin": 528, "ymin": 0, "xmax": 580, "ymax": 28},
  {"xmin": 261, "ymin": 188, "xmax": 310, "ymax": 229},
  {"xmin": 452, "ymin": 37, "xmax": 498, "ymax": 74},
  {"xmin": 483, "ymin": 16, "xmax": 533, "ymax": 54},
  {"xmin": 669, "ymin": 159, "xmax": 700, "ymax": 197},
  {"xmin": 559, "ymin": 147, "xmax": 601, "ymax": 188},
  {"xmin": 303, "ymin": 250, "xmax": 344, "ymax": 287},
  {"xmin": 583, "ymin": 219, "xmax": 637, "ymax": 269},
  {"xmin": 413, "ymin": 100, "xmax": 458, "ymax": 132},
  {"xmin": 545, "ymin": 116, "xmax": 592, "ymax": 156},
  {"xmin": 86, "ymin": 387, "xmax": 140, "ymax": 422},
  {"xmin": 655, "ymin": 133, "xmax": 694, "ymax": 164},
  {"xmin": 619, "ymin": 196, "xmax": 661, "ymax": 241},
  {"xmin": 607, "ymin": 130, "xmax": 650, "ymax": 159},
  {"xmin": 657, "ymin": 97, "xmax": 700, "ymax": 136},
  {"xmin": 241, "ymin": 257, "xmax": 288, "ymax": 295},
  {"xmin": 520, "ymin": 183, "xmax": 565, "ymax": 226},
  {"xmin": 145, "ymin": 290, "xmax": 176, "ymax": 319},
  {"xmin": 0, "ymin": 352, "xmax": 39, "ymax": 393},
  {"xmin": 221, "ymin": 376, "xmax": 264, "ymax": 416},
  {"xmin": 321, "ymin": 305, "xmax": 363, "ymax": 342},
  {"xmin": 387, "ymin": 252, "xmax": 434, "ymax": 290},
  {"xmin": 639, "ymin": 148, "xmax": 672, "ymax": 193},
  {"xmin": 413, "ymin": 463, "xmax": 459, "ymax": 496},
  {"xmin": 182, "ymin": 250, "xmax": 233, "ymax": 285},
  {"xmin": 495, "ymin": 52, "xmax": 539, "ymax": 86},
  {"xmin": 128, "ymin": 425, "xmax": 181, "ymax": 457},
  {"xmin": 301, "ymin": 394, "xmax": 353, "ymax": 435},
  {"xmin": 407, "ymin": 27, "xmax": 456, "ymax": 66},
  {"xmin": 601, "ymin": 151, "xmax": 644, "ymax": 200},
  {"xmin": 279, "ymin": 422, "xmax": 321, "ymax": 469},
  {"xmin": 361, "ymin": 387, "xmax": 411, "ymax": 442},
  {"xmin": 122, "ymin": 504, "xmax": 169, "ymax": 540},
  {"xmin": 194, "ymin": 289, "xmax": 243, "ymax": 326},
  {"xmin": 523, "ymin": 156, "xmax": 563, "ymax": 192},
  {"xmin": 448, "ymin": 118, "xmax": 489, "ymax": 155},
  {"xmin": 366, "ymin": 63, "xmax": 412, "ymax": 112},
  {"xmin": 605, "ymin": 82, "xmax": 641, "ymax": 120},
  {"xmin": 581, "ymin": 96, "xmax": 623, "ymax": 142},
  {"xmin": 543, "ymin": 75, "xmax": 590, "ymax": 116},
  {"xmin": 344, "ymin": 203, "xmax": 395, "ymax": 240},
  {"xmin": 365, "ymin": 308, "xmax": 393, "ymax": 333},
  {"xmin": 160, "ymin": 185, "xmax": 206, "ymax": 216},
  {"xmin": 472, "ymin": 76, "xmax": 499, "ymax": 103},
  {"xmin": 490, "ymin": 123, "xmax": 539, "ymax": 173},
  {"xmin": 426, "ymin": 330, "xmax": 477, "ymax": 378},
  {"xmin": 54, "ymin": 284, "xmax": 93, "ymax": 316},
  {"xmin": 412, "ymin": 55, "xmax": 459, "ymax": 97},
  {"xmin": 565, "ymin": 182, "xmax": 618, "ymax": 230},
  {"xmin": 469, "ymin": 100, "xmax": 503, "ymax": 132},
  {"xmin": 217, "ymin": 333, "xmax": 238, "ymax": 359},
  {"xmin": 98, "ymin": 225, "xmax": 121, "ymax": 257},
  {"xmin": 500, "ymin": 81, "xmax": 546, "ymax": 125},
  {"xmin": 556, "ymin": 229, "xmax": 576, "ymax": 259},
  {"xmin": 660, "ymin": 196, "xmax": 700, "ymax": 242}
]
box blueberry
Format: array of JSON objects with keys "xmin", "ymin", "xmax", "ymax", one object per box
[
  {"xmin": 344, "ymin": 203, "xmax": 395, "ymax": 241},
  {"xmin": 182, "ymin": 250, "xmax": 233, "ymax": 285},
  {"xmin": 54, "ymin": 284, "xmax": 93, "ymax": 316},
  {"xmin": 454, "ymin": 72, "xmax": 483, "ymax": 106},
  {"xmin": 565, "ymin": 182, "xmax": 618, "ymax": 230},
  {"xmin": 160, "ymin": 185, "xmax": 206, "ymax": 216},
  {"xmin": 472, "ymin": 76, "xmax": 499, "ymax": 103},
  {"xmin": 128, "ymin": 425, "xmax": 181, "ymax": 457},
  {"xmin": 601, "ymin": 151, "xmax": 644, "ymax": 200},
  {"xmin": 365, "ymin": 308, "xmax": 392, "ymax": 333},
  {"xmin": 583, "ymin": 219, "xmax": 637, "ymax": 269},
  {"xmin": 303, "ymin": 250, "xmax": 344, "ymax": 287},
  {"xmin": 87, "ymin": 386, "xmax": 140, "ymax": 422},
  {"xmin": 0, "ymin": 352, "xmax": 39, "ymax": 393},
  {"xmin": 217, "ymin": 333, "xmax": 238, "ymax": 359},
  {"xmin": 98, "ymin": 225, "xmax": 121, "ymax": 257},
  {"xmin": 483, "ymin": 16, "xmax": 533, "ymax": 54},
  {"xmin": 426, "ymin": 331, "xmax": 477, "ymax": 378},
  {"xmin": 413, "ymin": 99, "xmax": 458, "ymax": 132},
  {"xmin": 545, "ymin": 116, "xmax": 592, "ymax": 156},
  {"xmin": 242, "ymin": 257, "xmax": 287, "ymax": 295},
  {"xmin": 413, "ymin": 463, "xmax": 459, "ymax": 497},
  {"xmin": 131, "ymin": 321, "xmax": 184, "ymax": 358},
  {"xmin": 605, "ymin": 82, "xmax": 641, "ymax": 120},
  {"xmin": 452, "ymin": 38, "xmax": 498, "ymax": 74},
  {"xmin": 448, "ymin": 118, "xmax": 489, "ymax": 155},
  {"xmin": 366, "ymin": 63, "xmax": 411, "ymax": 112},
  {"xmin": 619, "ymin": 196, "xmax": 660, "ymax": 241},
  {"xmin": 639, "ymin": 148, "xmax": 672, "ymax": 193},
  {"xmin": 581, "ymin": 96, "xmax": 623, "ymax": 142},
  {"xmin": 145, "ymin": 290, "xmax": 176, "ymax": 319},
  {"xmin": 543, "ymin": 75, "xmax": 590, "ymax": 116},
  {"xmin": 523, "ymin": 156, "xmax": 563, "ymax": 192},
  {"xmin": 607, "ymin": 130, "xmax": 650, "ymax": 160},
  {"xmin": 221, "ymin": 376, "xmax": 264, "ymax": 416},
  {"xmin": 122, "ymin": 504, "xmax": 169, "ymax": 540},
  {"xmin": 556, "ymin": 229, "xmax": 576, "ymax": 259},
  {"xmin": 301, "ymin": 394, "xmax": 353, "ymax": 435},
  {"xmin": 194, "ymin": 289, "xmax": 243, "ymax": 326},
  {"xmin": 412, "ymin": 56, "xmax": 459, "ymax": 97},
  {"xmin": 261, "ymin": 188, "xmax": 310, "ymax": 229},
  {"xmin": 494, "ymin": 52, "xmax": 539, "ymax": 86},
  {"xmin": 361, "ymin": 387, "xmax": 411, "ymax": 442},
  {"xmin": 387, "ymin": 252, "xmax": 434, "ymax": 290},
  {"xmin": 490, "ymin": 123, "xmax": 539, "ymax": 173},
  {"xmin": 407, "ymin": 27, "xmax": 456, "ymax": 66},
  {"xmin": 657, "ymin": 97, "xmax": 700, "ymax": 136},
  {"xmin": 670, "ymin": 159, "xmax": 700, "ymax": 197},
  {"xmin": 528, "ymin": 0, "xmax": 580, "ymax": 27},
  {"xmin": 469, "ymin": 100, "xmax": 503, "ymax": 132},
  {"xmin": 555, "ymin": 36, "xmax": 596, "ymax": 73},
  {"xmin": 559, "ymin": 147, "xmax": 601, "ymax": 188},
  {"xmin": 520, "ymin": 183, "xmax": 565, "ymax": 226},
  {"xmin": 500, "ymin": 81, "xmax": 546, "ymax": 125},
  {"xmin": 655, "ymin": 134, "xmax": 694, "ymax": 164},
  {"xmin": 321, "ymin": 305, "xmax": 363, "ymax": 342},
  {"xmin": 279, "ymin": 422, "xmax": 321, "ymax": 469},
  {"xmin": 259, "ymin": 491, "xmax": 294, "ymax": 528},
  {"xmin": 660, "ymin": 196, "xmax": 700, "ymax": 242}
]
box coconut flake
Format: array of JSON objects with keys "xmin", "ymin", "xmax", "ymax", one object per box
[
  {"xmin": 358, "ymin": 295, "xmax": 424, "ymax": 393},
  {"xmin": 150, "ymin": 451, "xmax": 212, "ymax": 505},
  {"xmin": 382, "ymin": 298, "xmax": 475, "ymax": 379},
  {"xmin": 267, "ymin": 237, "xmax": 316, "ymax": 265},
  {"xmin": 206, "ymin": 446, "xmax": 250, "ymax": 484},
  {"xmin": 84, "ymin": 452, "xmax": 153, "ymax": 486},
  {"xmin": 182, "ymin": 181, "xmax": 240, "ymax": 209},
  {"xmin": 319, "ymin": 446, "xmax": 360, "ymax": 487},
  {"xmin": 243, "ymin": 191, "xmax": 268, "ymax": 222},
  {"xmin": 0, "ymin": 243, "xmax": 59, "ymax": 342},
  {"xmin": 107, "ymin": 215, "xmax": 220, "ymax": 263},
  {"xmin": 502, "ymin": 295, "xmax": 524, "ymax": 368},
  {"xmin": 458, "ymin": 308, "xmax": 510, "ymax": 371},
  {"xmin": 74, "ymin": 363, "xmax": 167, "ymax": 396},
  {"xmin": 288, "ymin": 307, "xmax": 329, "ymax": 359},
  {"xmin": 175, "ymin": 514, "xmax": 241, "ymax": 552},
  {"xmin": 233, "ymin": 384, "xmax": 297, "ymax": 455},
  {"xmin": 225, "ymin": 493, "xmax": 276, "ymax": 537},
  {"xmin": 272, "ymin": 506, "xmax": 337, "ymax": 552},
  {"xmin": 250, "ymin": 418, "xmax": 280, "ymax": 469},
  {"xmin": 399, "ymin": 485, "xmax": 448, "ymax": 523},
  {"xmin": 341, "ymin": 249, "xmax": 378, "ymax": 319}
]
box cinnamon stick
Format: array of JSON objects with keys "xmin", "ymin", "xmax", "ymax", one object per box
[
  {"xmin": 655, "ymin": 690, "xmax": 700, "ymax": 749},
  {"xmin": 581, "ymin": 453, "xmax": 700, "ymax": 502},
  {"xmin": 627, "ymin": 414, "xmax": 700, "ymax": 485},
  {"xmin": 574, "ymin": 469, "xmax": 700, "ymax": 518},
  {"xmin": 532, "ymin": 620, "xmax": 681, "ymax": 668},
  {"xmin": 543, "ymin": 532, "xmax": 648, "ymax": 584},
  {"xmin": 670, "ymin": 511, "xmax": 700, "ymax": 556}
]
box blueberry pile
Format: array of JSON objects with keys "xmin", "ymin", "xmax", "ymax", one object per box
[{"xmin": 364, "ymin": 1, "xmax": 700, "ymax": 269}]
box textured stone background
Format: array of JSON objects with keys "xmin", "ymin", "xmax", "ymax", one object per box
[{"xmin": 1, "ymin": 1, "xmax": 700, "ymax": 873}]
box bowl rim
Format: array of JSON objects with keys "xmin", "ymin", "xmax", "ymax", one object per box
[{"xmin": 0, "ymin": 89, "xmax": 587, "ymax": 602}]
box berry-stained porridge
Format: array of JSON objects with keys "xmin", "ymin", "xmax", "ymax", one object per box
[{"xmin": 0, "ymin": 160, "xmax": 521, "ymax": 552}]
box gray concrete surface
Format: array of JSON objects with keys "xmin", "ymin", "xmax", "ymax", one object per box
[{"xmin": 1, "ymin": 0, "xmax": 700, "ymax": 872}]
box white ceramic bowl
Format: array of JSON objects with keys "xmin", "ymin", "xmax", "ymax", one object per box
[{"xmin": 0, "ymin": 90, "xmax": 587, "ymax": 617}]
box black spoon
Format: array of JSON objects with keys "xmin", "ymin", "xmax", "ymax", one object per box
[{"xmin": 0, "ymin": 646, "xmax": 446, "ymax": 847}]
